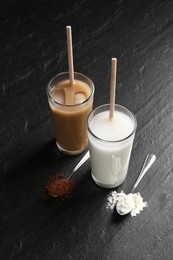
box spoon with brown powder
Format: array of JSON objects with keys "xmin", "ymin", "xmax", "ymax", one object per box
[{"xmin": 44, "ymin": 151, "xmax": 90, "ymax": 199}]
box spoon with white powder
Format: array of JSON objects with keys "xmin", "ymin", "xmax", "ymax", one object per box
[{"xmin": 115, "ymin": 154, "xmax": 156, "ymax": 216}]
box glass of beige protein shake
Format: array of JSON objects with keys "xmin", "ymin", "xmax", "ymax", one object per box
[{"xmin": 47, "ymin": 72, "xmax": 94, "ymax": 155}]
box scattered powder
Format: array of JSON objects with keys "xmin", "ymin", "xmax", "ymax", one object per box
[{"xmin": 113, "ymin": 191, "xmax": 147, "ymax": 216}]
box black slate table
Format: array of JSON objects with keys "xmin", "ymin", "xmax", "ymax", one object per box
[{"xmin": 1, "ymin": 0, "xmax": 173, "ymax": 259}]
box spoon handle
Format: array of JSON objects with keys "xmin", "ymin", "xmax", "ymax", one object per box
[
  {"xmin": 67, "ymin": 151, "xmax": 90, "ymax": 179},
  {"xmin": 131, "ymin": 154, "xmax": 156, "ymax": 193}
]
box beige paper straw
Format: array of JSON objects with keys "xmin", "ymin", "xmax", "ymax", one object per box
[
  {"xmin": 109, "ymin": 58, "xmax": 117, "ymax": 119},
  {"xmin": 66, "ymin": 26, "xmax": 75, "ymax": 85}
]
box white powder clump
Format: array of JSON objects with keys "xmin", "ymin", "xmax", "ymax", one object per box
[{"xmin": 113, "ymin": 191, "xmax": 147, "ymax": 217}]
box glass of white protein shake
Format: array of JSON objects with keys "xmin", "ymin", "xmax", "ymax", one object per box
[{"xmin": 87, "ymin": 104, "xmax": 137, "ymax": 188}]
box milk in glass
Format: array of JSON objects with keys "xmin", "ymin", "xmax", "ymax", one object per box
[{"xmin": 87, "ymin": 104, "xmax": 137, "ymax": 188}]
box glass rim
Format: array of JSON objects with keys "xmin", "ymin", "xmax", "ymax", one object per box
[
  {"xmin": 46, "ymin": 72, "xmax": 95, "ymax": 107},
  {"xmin": 87, "ymin": 104, "xmax": 137, "ymax": 143}
]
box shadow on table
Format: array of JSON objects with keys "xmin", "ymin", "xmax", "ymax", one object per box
[
  {"xmin": 1, "ymin": 139, "xmax": 134, "ymax": 259},
  {"xmin": 1, "ymin": 139, "xmax": 78, "ymax": 201},
  {"xmin": 111, "ymin": 208, "xmax": 129, "ymax": 224},
  {"xmin": 2, "ymin": 139, "xmax": 130, "ymax": 229}
]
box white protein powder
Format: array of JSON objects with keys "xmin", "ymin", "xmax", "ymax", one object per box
[{"xmin": 107, "ymin": 191, "xmax": 147, "ymax": 216}]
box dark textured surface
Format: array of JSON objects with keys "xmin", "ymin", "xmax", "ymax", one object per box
[{"xmin": 1, "ymin": 0, "xmax": 173, "ymax": 259}]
